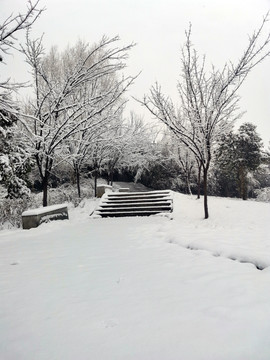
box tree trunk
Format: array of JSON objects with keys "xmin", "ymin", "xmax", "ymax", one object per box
[
  {"xmin": 94, "ymin": 170, "xmax": 98, "ymax": 197},
  {"xmin": 110, "ymin": 171, "xmax": 113, "ymax": 186},
  {"xmin": 243, "ymin": 179, "xmax": 248, "ymax": 200},
  {"xmin": 203, "ymin": 167, "xmax": 209, "ymax": 219},
  {"xmin": 186, "ymin": 174, "xmax": 192, "ymax": 195},
  {"xmin": 242, "ymin": 177, "xmax": 247, "ymax": 200},
  {"xmin": 107, "ymin": 169, "xmax": 113, "ymax": 186},
  {"xmin": 42, "ymin": 172, "xmax": 49, "ymax": 207},
  {"xmin": 40, "ymin": 157, "xmax": 53, "ymax": 207},
  {"xmin": 197, "ymin": 163, "xmax": 202, "ymax": 199},
  {"xmin": 238, "ymin": 167, "xmax": 247, "ymax": 200},
  {"xmin": 76, "ymin": 167, "xmax": 81, "ymax": 198}
]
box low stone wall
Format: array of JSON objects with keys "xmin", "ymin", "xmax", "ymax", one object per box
[
  {"xmin": 96, "ymin": 185, "xmax": 112, "ymax": 198},
  {"xmin": 22, "ymin": 204, "xmax": 69, "ymax": 230},
  {"xmin": 119, "ymin": 188, "xmax": 130, "ymax": 192}
]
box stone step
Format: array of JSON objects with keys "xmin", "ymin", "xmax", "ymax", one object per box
[
  {"xmin": 99, "ymin": 201, "xmax": 172, "ymax": 208},
  {"xmin": 107, "ymin": 190, "xmax": 170, "ymax": 196},
  {"xmin": 97, "ymin": 210, "xmax": 169, "ymax": 217},
  {"xmin": 97, "ymin": 206, "xmax": 172, "ymax": 213},
  {"xmin": 93, "ymin": 189, "xmax": 173, "ymax": 218},
  {"xmin": 102, "ymin": 198, "xmax": 172, "ymax": 204},
  {"xmin": 107, "ymin": 191, "xmax": 170, "ymax": 198},
  {"xmin": 106, "ymin": 195, "xmax": 171, "ymax": 201}
]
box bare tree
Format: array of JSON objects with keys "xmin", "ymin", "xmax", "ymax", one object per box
[
  {"xmin": 66, "ymin": 106, "xmax": 125, "ymax": 198},
  {"xmin": 0, "ymin": 0, "xmax": 44, "ymax": 114},
  {"xmin": 89, "ymin": 137, "xmax": 113, "ymax": 197},
  {"xmin": 60, "ymin": 45, "xmax": 127, "ymax": 198},
  {"xmin": 141, "ymin": 14, "xmax": 270, "ymax": 218},
  {"xmin": 21, "ymin": 36, "xmax": 136, "ymax": 206}
]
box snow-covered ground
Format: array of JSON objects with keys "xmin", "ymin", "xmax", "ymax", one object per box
[{"xmin": 0, "ymin": 192, "xmax": 270, "ymax": 360}]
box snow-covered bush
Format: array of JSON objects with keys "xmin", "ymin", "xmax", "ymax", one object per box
[
  {"xmin": 0, "ymin": 196, "xmax": 40, "ymax": 229},
  {"xmin": 47, "ymin": 184, "xmax": 94, "ymax": 207},
  {"xmin": 255, "ymin": 187, "xmax": 270, "ymax": 202},
  {"xmin": 0, "ymin": 111, "xmax": 32, "ymax": 199}
]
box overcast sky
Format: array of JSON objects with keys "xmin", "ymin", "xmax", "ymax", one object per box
[{"xmin": 2, "ymin": 0, "xmax": 270, "ymax": 145}]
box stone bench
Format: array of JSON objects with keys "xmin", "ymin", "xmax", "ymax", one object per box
[{"xmin": 22, "ymin": 204, "xmax": 69, "ymax": 229}]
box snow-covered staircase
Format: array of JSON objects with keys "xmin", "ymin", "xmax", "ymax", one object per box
[{"xmin": 94, "ymin": 190, "xmax": 173, "ymax": 218}]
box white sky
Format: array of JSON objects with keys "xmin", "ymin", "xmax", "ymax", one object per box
[{"xmin": 1, "ymin": 0, "xmax": 270, "ymax": 145}]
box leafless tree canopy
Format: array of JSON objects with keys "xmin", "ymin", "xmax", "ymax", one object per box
[
  {"xmin": 0, "ymin": 0, "xmax": 44, "ymax": 116},
  {"xmin": 0, "ymin": 0, "xmax": 44, "ymax": 55}
]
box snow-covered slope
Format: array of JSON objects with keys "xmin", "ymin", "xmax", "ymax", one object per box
[
  {"xmin": 0, "ymin": 193, "xmax": 269, "ymax": 360},
  {"xmin": 168, "ymin": 193, "xmax": 270, "ymax": 270}
]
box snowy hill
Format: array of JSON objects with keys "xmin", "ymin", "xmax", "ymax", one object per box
[{"xmin": 0, "ymin": 192, "xmax": 270, "ymax": 360}]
